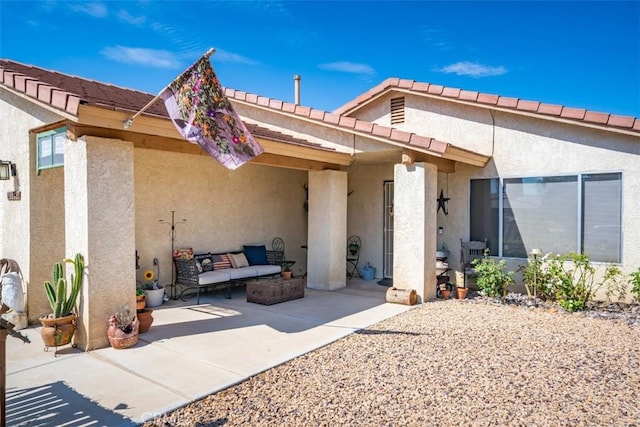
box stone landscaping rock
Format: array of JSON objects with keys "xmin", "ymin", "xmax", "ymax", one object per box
[{"xmin": 144, "ymin": 294, "xmax": 640, "ymax": 426}]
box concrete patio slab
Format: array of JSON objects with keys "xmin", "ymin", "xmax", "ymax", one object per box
[{"xmin": 6, "ymin": 279, "xmax": 411, "ymax": 425}]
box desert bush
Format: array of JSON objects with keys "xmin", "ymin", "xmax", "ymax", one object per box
[
  {"xmin": 472, "ymin": 250, "xmax": 514, "ymax": 298},
  {"xmin": 545, "ymin": 253, "xmax": 623, "ymax": 311}
]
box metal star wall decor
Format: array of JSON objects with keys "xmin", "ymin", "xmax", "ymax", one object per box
[{"xmin": 437, "ymin": 189, "xmax": 450, "ymax": 215}]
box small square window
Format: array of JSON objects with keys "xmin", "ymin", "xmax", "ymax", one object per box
[{"xmin": 37, "ymin": 127, "xmax": 66, "ymax": 172}]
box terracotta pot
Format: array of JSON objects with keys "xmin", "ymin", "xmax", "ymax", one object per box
[
  {"xmin": 40, "ymin": 313, "xmax": 77, "ymax": 348},
  {"xmin": 456, "ymin": 287, "xmax": 469, "ymax": 299},
  {"xmin": 282, "ymin": 271, "xmax": 293, "ymax": 280},
  {"xmin": 107, "ymin": 315, "xmax": 139, "ymax": 349},
  {"xmin": 440, "ymin": 290, "xmax": 451, "ymax": 299},
  {"xmin": 136, "ymin": 295, "xmax": 146, "ymax": 310},
  {"xmin": 137, "ymin": 309, "xmax": 154, "ymax": 333}
]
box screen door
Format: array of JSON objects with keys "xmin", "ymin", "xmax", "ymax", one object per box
[{"xmin": 383, "ymin": 180, "xmax": 394, "ymax": 278}]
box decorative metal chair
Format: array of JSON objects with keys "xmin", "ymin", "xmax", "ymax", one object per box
[
  {"xmin": 271, "ymin": 237, "xmax": 295, "ymax": 270},
  {"xmin": 346, "ymin": 235, "xmax": 362, "ymax": 279},
  {"xmin": 460, "ymin": 239, "xmax": 487, "ymax": 288}
]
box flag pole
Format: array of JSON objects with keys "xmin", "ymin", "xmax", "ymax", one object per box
[{"xmin": 123, "ymin": 48, "xmax": 215, "ymax": 129}]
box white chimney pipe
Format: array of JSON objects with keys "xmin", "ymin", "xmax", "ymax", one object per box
[{"xmin": 294, "ymin": 75, "xmax": 301, "ymax": 105}]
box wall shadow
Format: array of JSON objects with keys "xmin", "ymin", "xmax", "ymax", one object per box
[{"xmin": 6, "ymin": 381, "xmax": 136, "ymax": 426}]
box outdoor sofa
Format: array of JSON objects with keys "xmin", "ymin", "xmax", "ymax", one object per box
[{"xmin": 173, "ymin": 245, "xmax": 284, "ymax": 304}]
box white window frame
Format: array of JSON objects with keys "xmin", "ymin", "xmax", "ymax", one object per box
[{"xmin": 36, "ymin": 126, "xmax": 66, "ymax": 173}]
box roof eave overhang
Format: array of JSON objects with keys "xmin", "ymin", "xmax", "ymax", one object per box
[
  {"xmin": 229, "ymin": 97, "xmax": 490, "ymax": 169},
  {"xmin": 0, "ymin": 84, "xmax": 79, "ymax": 122},
  {"xmin": 27, "ymin": 104, "xmax": 353, "ymax": 171}
]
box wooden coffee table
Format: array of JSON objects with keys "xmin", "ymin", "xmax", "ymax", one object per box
[{"xmin": 246, "ymin": 276, "xmax": 305, "ymax": 305}]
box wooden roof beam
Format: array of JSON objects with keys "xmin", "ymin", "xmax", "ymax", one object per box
[{"xmin": 401, "ymin": 149, "xmax": 456, "ymax": 173}]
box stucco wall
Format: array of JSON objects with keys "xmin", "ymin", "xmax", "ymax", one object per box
[
  {"xmin": 0, "ymin": 88, "xmax": 66, "ymax": 321},
  {"xmin": 347, "ymin": 161, "xmax": 450, "ymax": 291},
  {"xmin": 393, "ymin": 163, "xmax": 438, "ymax": 303},
  {"xmin": 65, "ymin": 136, "xmax": 135, "ymax": 350},
  {"xmin": 134, "ymin": 149, "xmax": 309, "ymax": 284},
  {"xmin": 349, "ymin": 93, "xmax": 640, "ymax": 298},
  {"xmin": 29, "ymin": 161, "xmax": 65, "ymax": 321},
  {"xmin": 450, "ymin": 114, "xmax": 640, "ymax": 295},
  {"xmin": 349, "ymin": 92, "xmax": 494, "ymax": 156},
  {"xmin": 307, "ymin": 170, "xmax": 347, "ymax": 290},
  {"xmin": 346, "ymin": 162, "xmax": 395, "ymax": 278}
]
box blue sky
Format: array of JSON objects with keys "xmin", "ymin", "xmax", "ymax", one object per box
[{"xmin": 1, "ymin": 1, "xmax": 638, "ymax": 117}]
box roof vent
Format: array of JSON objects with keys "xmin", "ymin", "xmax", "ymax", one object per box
[
  {"xmin": 294, "ymin": 75, "xmax": 301, "ymax": 105},
  {"xmin": 390, "ymin": 97, "xmax": 405, "ymax": 125}
]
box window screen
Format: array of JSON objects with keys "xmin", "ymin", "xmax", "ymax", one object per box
[
  {"xmin": 470, "ymin": 173, "xmax": 621, "ymax": 262},
  {"xmin": 582, "ymin": 173, "xmax": 622, "ymax": 262}
]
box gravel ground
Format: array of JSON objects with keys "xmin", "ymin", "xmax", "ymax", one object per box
[{"xmin": 144, "ymin": 297, "xmax": 640, "ymax": 427}]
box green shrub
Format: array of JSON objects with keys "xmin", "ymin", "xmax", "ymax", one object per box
[
  {"xmin": 545, "ymin": 252, "xmax": 622, "ymax": 312},
  {"xmin": 472, "ymin": 251, "xmax": 514, "ymax": 298},
  {"xmin": 603, "ymin": 264, "xmax": 626, "ymax": 302},
  {"xmin": 630, "ymin": 268, "xmax": 640, "ymax": 302}
]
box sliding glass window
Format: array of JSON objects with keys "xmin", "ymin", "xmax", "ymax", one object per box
[{"xmin": 470, "ymin": 173, "xmax": 622, "ymax": 262}]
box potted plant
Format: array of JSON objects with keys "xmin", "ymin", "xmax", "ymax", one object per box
[
  {"xmin": 40, "ymin": 253, "xmax": 85, "ymax": 349},
  {"xmin": 440, "ymin": 286, "xmax": 452, "ymax": 299},
  {"xmin": 137, "ymin": 307, "xmax": 154, "ymax": 333},
  {"xmin": 135, "ymin": 286, "xmax": 153, "ymax": 333},
  {"xmin": 107, "ymin": 305, "xmax": 139, "ymax": 349},
  {"xmin": 455, "ymin": 267, "xmax": 469, "ymax": 300},
  {"xmin": 140, "ymin": 268, "xmax": 164, "ymax": 308},
  {"xmin": 455, "ymin": 285, "xmax": 468, "ymax": 299},
  {"xmin": 136, "ymin": 288, "xmax": 146, "ymax": 310},
  {"xmin": 282, "ymin": 261, "xmax": 293, "ymax": 280}
]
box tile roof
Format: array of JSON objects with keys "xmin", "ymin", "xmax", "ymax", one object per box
[
  {"xmin": 0, "ymin": 59, "xmax": 330, "ymax": 151},
  {"xmin": 333, "ymin": 77, "xmax": 640, "ymax": 134},
  {"xmin": 0, "ymin": 59, "xmax": 453, "ymax": 158},
  {"xmin": 0, "ymin": 59, "xmax": 168, "ymax": 117},
  {"xmin": 223, "ymin": 88, "xmax": 449, "ymax": 155}
]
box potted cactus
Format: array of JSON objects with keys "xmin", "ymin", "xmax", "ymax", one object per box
[{"xmin": 39, "ymin": 253, "xmax": 85, "ymax": 349}]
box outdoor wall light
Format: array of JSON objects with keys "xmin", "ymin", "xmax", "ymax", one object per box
[
  {"xmin": 1, "ymin": 161, "xmax": 21, "ymax": 201},
  {"xmin": 0, "ymin": 161, "xmax": 16, "ymax": 180}
]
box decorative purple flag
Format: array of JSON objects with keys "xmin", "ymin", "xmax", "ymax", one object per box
[{"xmin": 161, "ymin": 55, "xmax": 263, "ymax": 170}]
